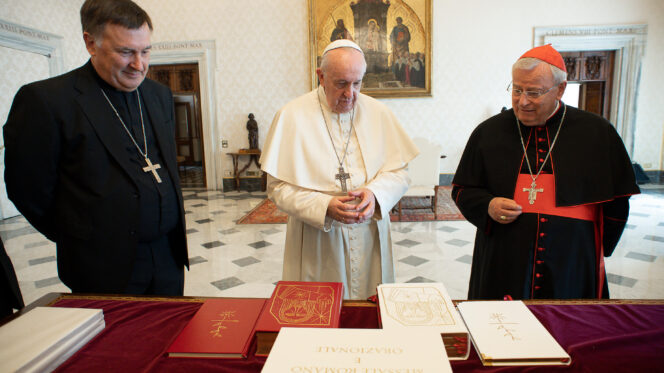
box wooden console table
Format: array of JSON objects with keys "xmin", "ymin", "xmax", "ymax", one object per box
[{"xmin": 227, "ymin": 151, "xmax": 263, "ymax": 191}]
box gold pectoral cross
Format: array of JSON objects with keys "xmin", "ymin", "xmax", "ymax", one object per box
[
  {"xmin": 335, "ymin": 166, "xmax": 350, "ymax": 192},
  {"xmin": 523, "ymin": 180, "xmax": 543, "ymax": 205},
  {"xmin": 142, "ymin": 157, "xmax": 162, "ymax": 183}
]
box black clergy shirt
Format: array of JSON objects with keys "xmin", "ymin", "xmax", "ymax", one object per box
[{"xmin": 92, "ymin": 65, "xmax": 179, "ymax": 243}]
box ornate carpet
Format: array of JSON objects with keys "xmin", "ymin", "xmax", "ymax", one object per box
[{"xmin": 237, "ymin": 186, "xmax": 464, "ymax": 224}]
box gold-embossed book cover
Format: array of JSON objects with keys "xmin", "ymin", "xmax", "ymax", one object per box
[
  {"xmin": 377, "ymin": 283, "xmax": 470, "ymax": 360},
  {"xmin": 167, "ymin": 298, "xmax": 266, "ymax": 359},
  {"xmin": 457, "ymin": 300, "xmax": 571, "ymax": 366},
  {"xmin": 255, "ymin": 281, "xmax": 343, "ymax": 356}
]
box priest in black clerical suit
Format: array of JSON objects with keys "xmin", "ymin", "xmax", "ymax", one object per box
[
  {"xmin": 452, "ymin": 45, "xmax": 639, "ymax": 300},
  {"xmin": 3, "ymin": 0, "xmax": 188, "ymax": 295}
]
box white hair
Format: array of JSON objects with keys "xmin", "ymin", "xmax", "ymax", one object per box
[
  {"xmin": 513, "ymin": 57, "xmax": 567, "ymax": 85},
  {"xmin": 320, "ymin": 47, "xmax": 367, "ymax": 74}
]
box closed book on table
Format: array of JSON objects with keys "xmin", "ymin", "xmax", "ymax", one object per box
[
  {"xmin": 262, "ymin": 327, "xmax": 453, "ymax": 372},
  {"xmin": 167, "ymin": 298, "xmax": 266, "ymax": 359},
  {"xmin": 457, "ymin": 300, "xmax": 571, "ymax": 366},
  {"xmin": 0, "ymin": 306, "xmax": 105, "ymax": 373},
  {"xmin": 377, "ymin": 283, "xmax": 470, "ymax": 360},
  {"xmin": 254, "ymin": 281, "xmax": 343, "ymax": 356}
]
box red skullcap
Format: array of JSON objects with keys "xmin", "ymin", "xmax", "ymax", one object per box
[{"xmin": 519, "ymin": 44, "xmax": 566, "ymax": 72}]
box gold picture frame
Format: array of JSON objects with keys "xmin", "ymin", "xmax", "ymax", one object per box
[{"xmin": 309, "ymin": 0, "xmax": 432, "ymax": 98}]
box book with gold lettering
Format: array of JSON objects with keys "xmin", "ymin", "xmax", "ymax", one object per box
[
  {"xmin": 377, "ymin": 283, "xmax": 470, "ymax": 360},
  {"xmin": 167, "ymin": 298, "xmax": 266, "ymax": 359},
  {"xmin": 262, "ymin": 327, "xmax": 453, "ymax": 372},
  {"xmin": 254, "ymin": 281, "xmax": 344, "ymax": 356},
  {"xmin": 457, "ymin": 300, "xmax": 571, "ymax": 366}
]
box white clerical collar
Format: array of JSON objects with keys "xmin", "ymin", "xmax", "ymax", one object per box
[{"xmin": 546, "ymin": 101, "xmax": 561, "ymax": 121}]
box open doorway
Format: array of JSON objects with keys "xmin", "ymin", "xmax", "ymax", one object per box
[
  {"xmin": 147, "ymin": 63, "xmax": 206, "ymax": 188},
  {"xmin": 560, "ymin": 50, "xmax": 615, "ymax": 120}
]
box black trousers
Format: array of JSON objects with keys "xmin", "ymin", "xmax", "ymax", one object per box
[{"xmin": 125, "ymin": 234, "xmax": 184, "ymax": 296}]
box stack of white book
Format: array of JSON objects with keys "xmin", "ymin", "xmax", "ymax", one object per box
[
  {"xmin": 377, "ymin": 283, "xmax": 470, "ymax": 360},
  {"xmin": 0, "ymin": 306, "xmax": 105, "ymax": 372},
  {"xmin": 457, "ymin": 300, "xmax": 571, "ymax": 366}
]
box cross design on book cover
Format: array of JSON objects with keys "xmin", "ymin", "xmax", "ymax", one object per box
[
  {"xmin": 210, "ymin": 311, "xmax": 240, "ymax": 338},
  {"xmin": 269, "ymin": 285, "xmax": 336, "ymax": 325},
  {"xmin": 489, "ymin": 312, "xmax": 521, "ymax": 341}
]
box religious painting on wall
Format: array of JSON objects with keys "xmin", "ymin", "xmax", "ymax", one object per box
[{"xmin": 309, "ymin": 0, "xmax": 432, "ymax": 98}]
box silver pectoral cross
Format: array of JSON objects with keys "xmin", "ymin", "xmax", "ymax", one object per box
[
  {"xmin": 335, "ymin": 166, "xmax": 350, "ymax": 192},
  {"xmin": 523, "ymin": 180, "xmax": 543, "ymax": 205},
  {"xmin": 142, "ymin": 157, "xmax": 162, "ymax": 183}
]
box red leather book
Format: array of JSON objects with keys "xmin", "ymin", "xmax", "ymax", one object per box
[
  {"xmin": 254, "ymin": 281, "xmax": 344, "ymax": 356},
  {"xmin": 167, "ymin": 298, "xmax": 266, "ymax": 359}
]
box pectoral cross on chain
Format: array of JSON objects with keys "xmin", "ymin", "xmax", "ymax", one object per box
[
  {"xmin": 523, "ymin": 180, "xmax": 543, "ymax": 205},
  {"xmin": 335, "ymin": 167, "xmax": 350, "ymax": 192},
  {"xmin": 142, "ymin": 157, "xmax": 162, "ymax": 183}
]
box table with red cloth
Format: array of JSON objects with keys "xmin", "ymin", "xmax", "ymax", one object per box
[{"xmin": 6, "ymin": 294, "xmax": 663, "ymax": 372}]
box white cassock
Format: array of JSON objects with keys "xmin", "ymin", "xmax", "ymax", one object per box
[{"xmin": 260, "ymin": 86, "xmax": 419, "ymax": 299}]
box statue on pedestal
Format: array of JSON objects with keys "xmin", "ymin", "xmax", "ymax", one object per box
[{"xmin": 247, "ymin": 113, "xmax": 258, "ymax": 150}]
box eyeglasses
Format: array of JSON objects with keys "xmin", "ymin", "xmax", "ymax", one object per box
[{"xmin": 507, "ymin": 82, "xmax": 556, "ymax": 100}]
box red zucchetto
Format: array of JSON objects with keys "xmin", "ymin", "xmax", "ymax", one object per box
[{"xmin": 519, "ymin": 44, "xmax": 566, "ymax": 72}]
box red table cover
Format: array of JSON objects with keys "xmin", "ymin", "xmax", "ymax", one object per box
[{"xmin": 49, "ymin": 297, "xmax": 664, "ymax": 372}]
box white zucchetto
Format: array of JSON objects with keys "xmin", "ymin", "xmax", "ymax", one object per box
[{"xmin": 322, "ymin": 39, "xmax": 364, "ymax": 56}]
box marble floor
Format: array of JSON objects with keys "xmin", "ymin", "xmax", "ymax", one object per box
[{"xmin": 2, "ymin": 184, "xmax": 663, "ymax": 306}]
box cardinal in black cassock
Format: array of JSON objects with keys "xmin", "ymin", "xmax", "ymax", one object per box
[{"xmin": 452, "ymin": 45, "xmax": 640, "ymax": 300}]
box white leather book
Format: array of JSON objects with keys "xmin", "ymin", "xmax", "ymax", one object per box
[
  {"xmin": 457, "ymin": 301, "xmax": 571, "ymax": 366},
  {"xmin": 377, "ymin": 283, "xmax": 470, "ymax": 360},
  {"xmin": 0, "ymin": 306, "xmax": 105, "ymax": 372},
  {"xmin": 262, "ymin": 327, "xmax": 453, "ymax": 373}
]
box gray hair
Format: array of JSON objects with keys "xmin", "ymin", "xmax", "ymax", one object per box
[
  {"xmin": 320, "ymin": 47, "xmax": 367, "ymax": 75},
  {"xmin": 81, "ymin": 0, "xmax": 152, "ymax": 38},
  {"xmin": 512, "ymin": 57, "xmax": 567, "ymax": 85}
]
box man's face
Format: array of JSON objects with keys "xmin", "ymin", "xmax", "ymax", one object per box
[
  {"xmin": 85, "ymin": 22, "xmax": 151, "ymax": 92},
  {"xmin": 511, "ymin": 63, "xmax": 566, "ymax": 126},
  {"xmin": 316, "ymin": 49, "xmax": 366, "ymax": 114}
]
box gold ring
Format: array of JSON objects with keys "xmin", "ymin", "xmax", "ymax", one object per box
[{"xmin": 500, "ymin": 215, "xmax": 507, "ymax": 220}]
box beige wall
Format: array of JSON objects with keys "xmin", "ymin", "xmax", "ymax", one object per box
[{"xmin": 2, "ymin": 0, "xmax": 663, "ymax": 184}]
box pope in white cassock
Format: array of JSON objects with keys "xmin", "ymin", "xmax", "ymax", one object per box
[{"xmin": 260, "ymin": 40, "xmax": 419, "ymax": 299}]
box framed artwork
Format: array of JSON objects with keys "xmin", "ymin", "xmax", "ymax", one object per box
[{"xmin": 309, "ymin": 0, "xmax": 432, "ymax": 98}]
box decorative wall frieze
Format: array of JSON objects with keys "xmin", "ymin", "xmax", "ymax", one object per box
[{"xmin": 0, "ymin": 18, "xmax": 64, "ymax": 76}]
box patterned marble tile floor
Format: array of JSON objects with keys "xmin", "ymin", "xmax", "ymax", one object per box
[{"xmin": 2, "ymin": 185, "xmax": 663, "ymax": 306}]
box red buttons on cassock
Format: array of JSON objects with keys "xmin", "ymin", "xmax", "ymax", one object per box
[
  {"xmin": 536, "ymin": 260, "xmax": 544, "ymax": 264},
  {"xmin": 538, "ymin": 247, "xmax": 545, "ymax": 252},
  {"xmin": 539, "ymin": 158, "xmax": 545, "ymax": 162},
  {"xmin": 539, "ymin": 148, "xmax": 545, "ymax": 153},
  {"xmin": 540, "ymin": 217, "xmax": 547, "ymax": 223},
  {"xmin": 540, "ymin": 232, "xmax": 546, "ymax": 237},
  {"xmin": 535, "ymin": 286, "xmax": 541, "ymax": 290},
  {"xmin": 536, "ymin": 273, "xmax": 542, "ymax": 278}
]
